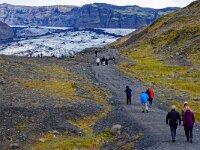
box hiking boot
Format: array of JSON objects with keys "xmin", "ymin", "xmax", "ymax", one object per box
[
  {"xmin": 187, "ymin": 138, "xmax": 189, "ymax": 142},
  {"xmin": 172, "ymin": 139, "xmax": 175, "ymax": 142},
  {"xmin": 142, "ymin": 111, "xmax": 145, "ymax": 113},
  {"xmin": 190, "ymin": 139, "xmax": 193, "ymax": 143}
]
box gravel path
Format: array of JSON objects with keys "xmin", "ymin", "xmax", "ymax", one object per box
[{"xmin": 91, "ymin": 49, "xmax": 200, "ymax": 150}]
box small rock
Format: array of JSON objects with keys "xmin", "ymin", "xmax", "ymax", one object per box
[
  {"xmin": 39, "ymin": 138, "xmax": 46, "ymax": 143},
  {"xmin": 10, "ymin": 143, "xmax": 20, "ymax": 149},
  {"xmin": 51, "ymin": 130, "xmax": 60, "ymax": 135},
  {"xmin": 110, "ymin": 124, "xmax": 122, "ymax": 135},
  {"xmin": 75, "ymin": 142, "xmax": 81, "ymax": 146},
  {"xmin": 193, "ymin": 97, "xmax": 200, "ymax": 101},
  {"xmin": 132, "ymin": 134, "xmax": 140, "ymax": 141},
  {"xmin": 0, "ymin": 78, "xmax": 6, "ymax": 84}
]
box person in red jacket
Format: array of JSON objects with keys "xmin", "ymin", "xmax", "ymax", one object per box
[{"xmin": 146, "ymin": 88, "xmax": 154, "ymax": 106}]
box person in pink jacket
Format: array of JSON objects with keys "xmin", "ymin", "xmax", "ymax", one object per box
[{"xmin": 183, "ymin": 106, "xmax": 195, "ymax": 143}]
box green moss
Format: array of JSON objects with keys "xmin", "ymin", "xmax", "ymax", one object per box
[
  {"xmin": 31, "ymin": 130, "xmax": 113, "ymax": 150},
  {"xmin": 0, "ymin": 59, "xmax": 5, "ymax": 63},
  {"xmin": 23, "ymin": 79, "xmax": 77, "ymax": 100}
]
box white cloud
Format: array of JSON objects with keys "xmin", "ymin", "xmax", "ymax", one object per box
[{"xmin": 0, "ymin": 0, "xmax": 196, "ymax": 8}]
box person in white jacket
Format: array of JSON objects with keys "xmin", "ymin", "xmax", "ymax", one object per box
[{"xmin": 96, "ymin": 57, "xmax": 100, "ymax": 66}]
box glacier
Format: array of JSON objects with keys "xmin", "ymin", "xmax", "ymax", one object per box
[{"xmin": 0, "ymin": 26, "xmax": 135, "ymax": 57}]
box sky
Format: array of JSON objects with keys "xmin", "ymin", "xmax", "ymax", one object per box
[{"xmin": 0, "ymin": 0, "xmax": 196, "ymax": 8}]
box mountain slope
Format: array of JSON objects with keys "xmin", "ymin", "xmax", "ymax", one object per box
[
  {"xmin": 110, "ymin": 0, "xmax": 200, "ymax": 119},
  {"xmin": 0, "ymin": 3, "xmax": 77, "ymax": 27},
  {"xmin": 0, "ymin": 21, "xmax": 14, "ymax": 40},
  {"xmin": 0, "ymin": 3, "xmax": 178, "ymax": 28}
]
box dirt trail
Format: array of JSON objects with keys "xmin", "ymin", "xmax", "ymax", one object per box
[{"xmin": 91, "ymin": 49, "xmax": 200, "ymax": 150}]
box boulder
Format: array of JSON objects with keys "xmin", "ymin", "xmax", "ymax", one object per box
[
  {"xmin": 9, "ymin": 143, "xmax": 20, "ymax": 149},
  {"xmin": 0, "ymin": 78, "xmax": 6, "ymax": 84},
  {"xmin": 110, "ymin": 124, "xmax": 122, "ymax": 135},
  {"xmin": 39, "ymin": 138, "xmax": 46, "ymax": 143},
  {"xmin": 0, "ymin": 21, "xmax": 14, "ymax": 40}
]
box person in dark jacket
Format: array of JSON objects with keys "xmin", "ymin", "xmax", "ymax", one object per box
[
  {"xmin": 183, "ymin": 106, "xmax": 195, "ymax": 143},
  {"xmin": 166, "ymin": 105, "xmax": 181, "ymax": 142},
  {"xmin": 95, "ymin": 50, "xmax": 98, "ymax": 57},
  {"xmin": 105, "ymin": 57, "xmax": 109, "ymax": 65},
  {"xmin": 124, "ymin": 86, "xmax": 132, "ymax": 105}
]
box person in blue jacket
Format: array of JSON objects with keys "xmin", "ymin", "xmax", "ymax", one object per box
[
  {"xmin": 125, "ymin": 86, "xmax": 132, "ymax": 105},
  {"xmin": 140, "ymin": 91, "xmax": 149, "ymax": 113}
]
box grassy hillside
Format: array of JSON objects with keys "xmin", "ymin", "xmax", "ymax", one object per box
[
  {"xmin": 0, "ymin": 55, "xmax": 112, "ymax": 149},
  {"xmin": 110, "ymin": 0, "xmax": 200, "ymax": 121}
]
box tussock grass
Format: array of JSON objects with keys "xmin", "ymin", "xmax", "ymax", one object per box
[
  {"xmin": 24, "ymin": 80, "xmax": 77, "ymax": 100},
  {"xmin": 0, "ymin": 59, "xmax": 5, "ymax": 63},
  {"xmin": 31, "ymin": 130, "xmax": 113, "ymax": 150}
]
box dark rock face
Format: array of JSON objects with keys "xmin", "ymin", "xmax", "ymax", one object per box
[
  {"xmin": 0, "ymin": 3, "xmax": 178, "ymax": 28},
  {"xmin": 0, "ymin": 21, "xmax": 14, "ymax": 40}
]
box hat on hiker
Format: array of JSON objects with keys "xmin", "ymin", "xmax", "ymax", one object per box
[
  {"xmin": 184, "ymin": 101, "xmax": 188, "ymax": 106},
  {"xmin": 171, "ymin": 105, "xmax": 176, "ymax": 110}
]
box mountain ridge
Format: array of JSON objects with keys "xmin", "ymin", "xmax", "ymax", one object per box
[{"xmin": 0, "ymin": 3, "xmax": 178, "ymax": 28}]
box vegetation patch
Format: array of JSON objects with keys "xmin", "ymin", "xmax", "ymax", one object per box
[
  {"xmin": 30, "ymin": 129, "xmax": 113, "ymax": 150},
  {"xmin": 0, "ymin": 59, "xmax": 5, "ymax": 63},
  {"xmin": 23, "ymin": 79, "xmax": 77, "ymax": 100}
]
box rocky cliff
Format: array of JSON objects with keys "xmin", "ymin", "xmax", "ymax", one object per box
[
  {"xmin": 0, "ymin": 3, "xmax": 178, "ymax": 28},
  {"xmin": 0, "ymin": 21, "xmax": 14, "ymax": 40}
]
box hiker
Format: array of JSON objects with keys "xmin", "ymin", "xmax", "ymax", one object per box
[
  {"xmin": 102, "ymin": 57, "xmax": 106, "ymax": 65},
  {"xmin": 124, "ymin": 86, "xmax": 132, "ymax": 105},
  {"xmin": 140, "ymin": 92, "xmax": 149, "ymax": 113},
  {"xmin": 105, "ymin": 57, "xmax": 109, "ymax": 65},
  {"xmin": 112, "ymin": 56, "xmax": 115, "ymax": 61},
  {"xmin": 40, "ymin": 53, "xmax": 43, "ymax": 58},
  {"xmin": 146, "ymin": 88, "xmax": 154, "ymax": 106},
  {"xmin": 183, "ymin": 106, "xmax": 195, "ymax": 143},
  {"xmin": 166, "ymin": 105, "xmax": 181, "ymax": 142},
  {"xmin": 181, "ymin": 101, "xmax": 189, "ymax": 119},
  {"xmin": 95, "ymin": 50, "xmax": 98, "ymax": 57},
  {"xmin": 100, "ymin": 57, "xmax": 103, "ymax": 65},
  {"xmin": 60, "ymin": 54, "xmax": 64, "ymax": 59},
  {"xmin": 96, "ymin": 57, "xmax": 100, "ymax": 66}
]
